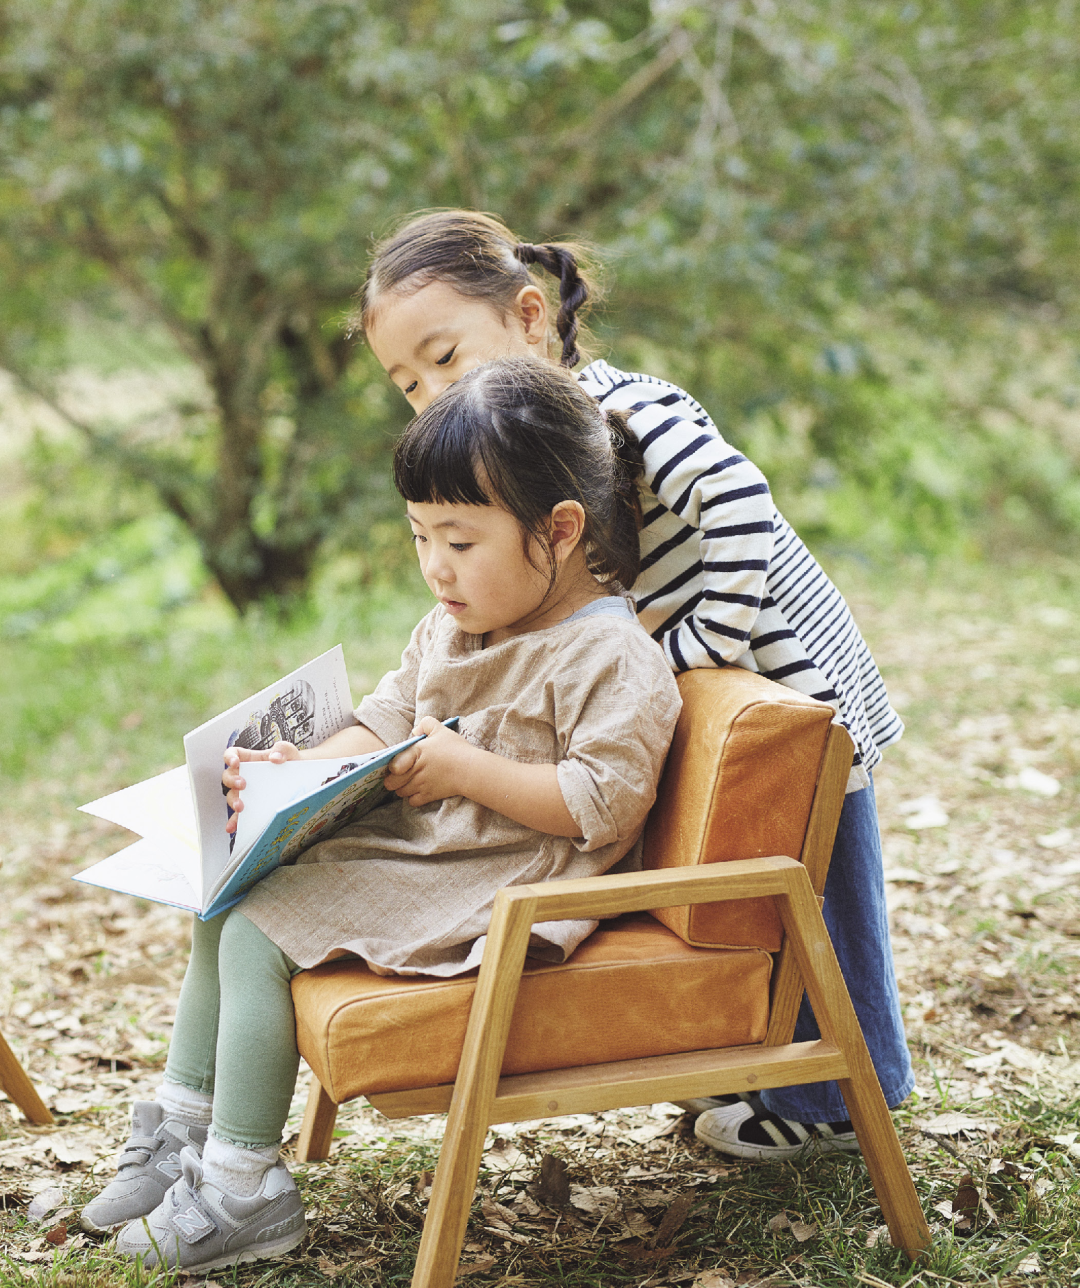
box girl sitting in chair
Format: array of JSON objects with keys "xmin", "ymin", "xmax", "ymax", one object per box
[{"xmin": 80, "ymin": 356, "xmax": 682, "ymax": 1274}]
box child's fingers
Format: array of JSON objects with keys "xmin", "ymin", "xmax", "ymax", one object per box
[{"xmin": 387, "ymin": 747, "xmax": 419, "ymax": 778}]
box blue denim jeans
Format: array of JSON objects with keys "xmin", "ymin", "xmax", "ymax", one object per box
[{"xmin": 759, "ymin": 779, "xmax": 914, "ymax": 1123}]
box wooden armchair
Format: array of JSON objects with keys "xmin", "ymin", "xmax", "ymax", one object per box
[{"xmin": 290, "ymin": 668, "xmax": 930, "ymax": 1285}]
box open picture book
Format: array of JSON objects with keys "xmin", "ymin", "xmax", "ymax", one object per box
[{"xmin": 74, "ymin": 646, "xmax": 454, "ymax": 920}]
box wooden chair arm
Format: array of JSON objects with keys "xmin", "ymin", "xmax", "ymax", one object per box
[{"xmin": 502, "ymin": 853, "xmax": 806, "ymax": 925}]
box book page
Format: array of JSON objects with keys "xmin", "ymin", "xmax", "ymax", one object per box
[
  {"xmin": 73, "ymin": 837, "xmax": 201, "ymax": 913},
  {"xmin": 78, "ymin": 766, "xmax": 201, "ymax": 896},
  {"xmin": 230, "ymin": 754, "xmax": 383, "ymax": 860},
  {"xmin": 183, "ymin": 645, "xmax": 354, "ymax": 903}
]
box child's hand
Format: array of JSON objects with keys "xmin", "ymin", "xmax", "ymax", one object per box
[
  {"xmin": 222, "ymin": 742, "xmax": 300, "ymax": 834},
  {"xmin": 384, "ymin": 718, "xmax": 473, "ymax": 808}
]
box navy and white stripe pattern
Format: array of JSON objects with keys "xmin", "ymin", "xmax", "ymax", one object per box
[{"xmin": 578, "ymin": 360, "xmax": 903, "ymax": 782}]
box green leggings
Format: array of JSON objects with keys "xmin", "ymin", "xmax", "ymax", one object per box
[{"xmin": 164, "ymin": 909, "xmax": 301, "ymax": 1148}]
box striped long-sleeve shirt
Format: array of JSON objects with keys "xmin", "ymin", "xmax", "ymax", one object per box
[{"xmin": 578, "ymin": 359, "xmax": 903, "ymax": 789}]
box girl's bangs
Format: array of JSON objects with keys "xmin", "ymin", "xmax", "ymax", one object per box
[{"xmin": 393, "ymin": 403, "xmax": 493, "ymax": 507}]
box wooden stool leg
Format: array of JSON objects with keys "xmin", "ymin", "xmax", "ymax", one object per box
[
  {"xmin": 0, "ymin": 1031, "xmax": 53, "ymax": 1125},
  {"xmin": 295, "ymin": 1079, "xmax": 337, "ymax": 1161}
]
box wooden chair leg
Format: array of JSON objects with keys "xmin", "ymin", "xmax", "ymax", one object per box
[
  {"xmin": 295, "ymin": 1078, "xmax": 338, "ymax": 1162},
  {"xmin": 837, "ymin": 1071, "xmax": 930, "ymax": 1256},
  {"xmin": 412, "ymin": 892, "xmax": 538, "ymax": 1288},
  {"xmin": 0, "ymin": 1031, "xmax": 53, "ymax": 1126},
  {"xmin": 776, "ymin": 871, "xmax": 930, "ymax": 1258}
]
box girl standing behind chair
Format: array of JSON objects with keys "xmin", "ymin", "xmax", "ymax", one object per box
[
  {"xmin": 80, "ymin": 356, "xmax": 682, "ymax": 1273},
  {"xmin": 356, "ymin": 209, "xmax": 915, "ymax": 1162}
]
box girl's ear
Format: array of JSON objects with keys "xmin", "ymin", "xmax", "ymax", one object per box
[
  {"xmin": 513, "ymin": 284, "xmax": 549, "ymax": 347},
  {"xmin": 549, "ymin": 501, "xmax": 586, "ymax": 563}
]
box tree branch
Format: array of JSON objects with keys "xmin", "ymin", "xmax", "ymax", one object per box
[{"xmin": 0, "ymin": 359, "xmax": 201, "ymax": 531}]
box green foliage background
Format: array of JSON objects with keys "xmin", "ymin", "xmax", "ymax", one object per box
[{"xmin": 1, "ymin": 0, "xmax": 1079, "ymax": 764}]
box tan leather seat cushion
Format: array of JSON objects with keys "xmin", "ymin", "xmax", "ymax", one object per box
[
  {"xmin": 643, "ymin": 668, "xmax": 832, "ymax": 952},
  {"xmin": 292, "ymin": 914, "xmax": 771, "ymax": 1103}
]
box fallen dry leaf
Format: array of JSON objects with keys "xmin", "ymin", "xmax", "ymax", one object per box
[
  {"xmin": 789, "ymin": 1219, "xmax": 817, "ymax": 1242},
  {"xmin": 653, "ymin": 1191, "xmax": 695, "ymax": 1246},
  {"xmin": 480, "ymin": 1195, "xmax": 518, "ymax": 1230},
  {"xmin": 49, "ymin": 1137, "xmax": 97, "ymax": 1166},
  {"xmin": 482, "ymin": 1138, "xmax": 527, "ymax": 1174},
  {"xmin": 533, "ymin": 1153, "xmax": 569, "ymax": 1208},
  {"xmin": 865, "ymin": 1224, "xmax": 891, "ymax": 1248},
  {"xmin": 569, "ymin": 1184, "xmax": 619, "ymax": 1216},
  {"xmin": 920, "ymin": 1112, "xmax": 995, "ymax": 1138},
  {"xmin": 691, "ymin": 1272, "xmax": 736, "ymax": 1288},
  {"xmin": 456, "ymin": 1255, "xmax": 497, "ymax": 1277},
  {"xmin": 949, "ymin": 1173, "xmax": 979, "ymax": 1233},
  {"xmin": 315, "ymin": 1260, "xmax": 348, "ymax": 1279},
  {"xmin": 766, "ymin": 1211, "xmax": 790, "ymax": 1232},
  {"xmin": 25, "ymin": 1186, "xmax": 65, "ymax": 1222}
]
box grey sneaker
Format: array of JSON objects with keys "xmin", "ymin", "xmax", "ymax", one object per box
[
  {"xmin": 81, "ymin": 1102, "xmax": 208, "ymax": 1233},
  {"xmin": 114, "ymin": 1146, "xmax": 307, "ymax": 1271}
]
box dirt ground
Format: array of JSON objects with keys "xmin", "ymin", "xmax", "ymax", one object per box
[{"xmin": 1, "ymin": 559, "xmax": 1079, "ymax": 1284}]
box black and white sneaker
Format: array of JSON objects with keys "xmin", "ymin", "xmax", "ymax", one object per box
[
  {"xmin": 672, "ymin": 1091, "xmax": 764, "ymax": 1117},
  {"xmin": 694, "ymin": 1101, "xmax": 859, "ymax": 1161}
]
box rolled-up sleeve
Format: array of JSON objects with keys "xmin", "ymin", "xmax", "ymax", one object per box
[{"xmin": 553, "ymin": 629, "xmax": 682, "ymax": 851}]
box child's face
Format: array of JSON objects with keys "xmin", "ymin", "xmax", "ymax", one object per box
[
  {"xmin": 367, "ymin": 280, "xmax": 548, "ymax": 414},
  {"xmin": 406, "ymin": 499, "xmax": 554, "ymax": 644}
]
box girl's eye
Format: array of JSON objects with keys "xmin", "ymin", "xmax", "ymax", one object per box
[
  {"xmin": 404, "ymin": 380, "xmax": 418, "ymax": 395},
  {"xmin": 449, "ymin": 542, "xmax": 471, "ymax": 552},
  {"xmin": 435, "ymin": 348, "xmax": 456, "ymax": 367},
  {"xmin": 411, "ymin": 533, "xmax": 426, "ymax": 544}
]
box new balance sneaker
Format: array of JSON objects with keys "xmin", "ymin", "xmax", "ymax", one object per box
[
  {"xmin": 694, "ymin": 1100, "xmax": 860, "ymax": 1161},
  {"xmin": 81, "ymin": 1102, "xmax": 208, "ymax": 1233},
  {"xmin": 672, "ymin": 1091, "xmax": 764, "ymax": 1117},
  {"xmin": 114, "ymin": 1146, "xmax": 306, "ymax": 1271}
]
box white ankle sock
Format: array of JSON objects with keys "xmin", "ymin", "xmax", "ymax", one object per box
[
  {"xmin": 156, "ymin": 1079, "xmax": 213, "ymax": 1127},
  {"xmin": 202, "ymin": 1132, "xmax": 280, "ymax": 1197}
]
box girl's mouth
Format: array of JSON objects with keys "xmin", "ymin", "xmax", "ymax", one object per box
[{"xmin": 441, "ymin": 598, "xmax": 467, "ymax": 615}]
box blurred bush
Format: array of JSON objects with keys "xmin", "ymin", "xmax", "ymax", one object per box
[{"xmin": 0, "ymin": 0, "xmax": 1078, "ymax": 624}]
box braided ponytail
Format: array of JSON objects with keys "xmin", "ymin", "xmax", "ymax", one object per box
[
  {"xmin": 356, "ymin": 210, "xmax": 599, "ymax": 369},
  {"xmin": 513, "ymin": 243, "xmax": 589, "ymax": 368}
]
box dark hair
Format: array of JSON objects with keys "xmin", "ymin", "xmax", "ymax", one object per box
[
  {"xmin": 393, "ymin": 356, "xmax": 643, "ymax": 590},
  {"xmin": 354, "ymin": 209, "xmax": 599, "ymax": 368}
]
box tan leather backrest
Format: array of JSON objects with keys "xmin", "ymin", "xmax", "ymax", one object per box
[{"xmin": 643, "ymin": 668, "xmax": 833, "ymax": 951}]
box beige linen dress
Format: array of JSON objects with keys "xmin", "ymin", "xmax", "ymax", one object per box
[{"xmin": 239, "ymin": 599, "xmax": 682, "ymax": 976}]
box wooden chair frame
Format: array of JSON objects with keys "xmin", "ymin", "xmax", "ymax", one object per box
[
  {"xmin": 0, "ymin": 1030, "xmax": 53, "ymax": 1126},
  {"xmin": 295, "ymin": 727, "xmax": 930, "ymax": 1285}
]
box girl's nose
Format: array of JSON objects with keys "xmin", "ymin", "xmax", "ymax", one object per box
[
  {"xmin": 429, "ymin": 374, "xmax": 453, "ymax": 404},
  {"xmin": 426, "ymin": 549, "xmax": 454, "ymax": 584}
]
